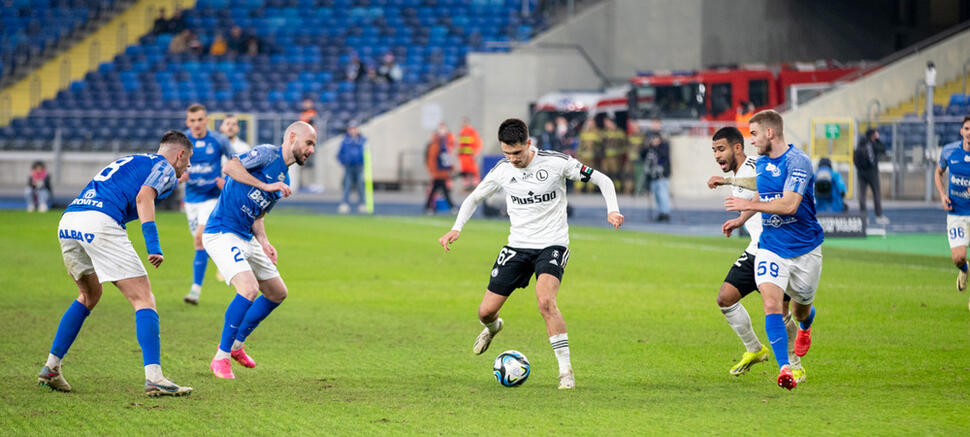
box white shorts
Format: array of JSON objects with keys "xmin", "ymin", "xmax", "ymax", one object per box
[
  {"xmin": 202, "ymin": 232, "xmax": 280, "ymax": 285},
  {"xmin": 754, "ymin": 246, "xmax": 822, "ymax": 305},
  {"xmin": 185, "ymin": 198, "xmax": 218, "ymax": 234},
  {"xmin": 58, "ymin": 211, "xmax": 147, "ymax": 283},
  {"xmin": 946, "ymin": 214, "xmax": 970, "ymax": 249}
]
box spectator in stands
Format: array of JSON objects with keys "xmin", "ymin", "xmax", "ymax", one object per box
[
  {"xmin": 365, "ymin": 66, "xmax": 380, "ymax": 83},
  {"xmin": 338, "ymin": 121, "xmax": 367, "ymax": 214},
  {"xmin": 538, "ymin": 120, "xmax": 563, "ymax": 151},
  {"xmin": 219, "ymin": 114, "xmax": 250, "ymax": 155},
  {"xmin": 245, "ymin": 35, "xmax": 261, "ymax": 56},
  {"xmin": 346, "ymin": 54, "xmax": 366, "ymax": 82},
  {"xmin": 299, "ymin": 98, "xmax": 318, "ymax": 127},
  {"xmin": 25, "ymin": 161, "xmax": 51, "ymax": 213},
  {"xmin": 854, "ymin": 128, "xmax": 888, "ymax": 224},
  {"xmin": 815, "ymin": 158, "xmax": 846, "ymax": 213},
  {"xmin": 169, "ymin": 7, "xmax": 187, "ymax": 34},
  {"xmin": 425, "ymin": 123, "xmax": 456, "ymax": 215},
  {"xmin": 643, "ymin": 132, "xmax": 672, "ymax": 222},
  {"xmin": 226, "ymin": 26, "xmax": 246, "ymax": 55},
  {"xmin": 209, "ymin": 34, "xmax": 227, "ymax": 57},
  {"xmin": 168, "ymin": 29, "xmax": 193, "ymax": 54},
  {"xmin": 575, "ymin": 118, "xmax": 601, "ymax": 192},
  {"xmin": 555, "ymin": 115, "xmax": 574, "ymax": 153},
  {"xmin": 377, "ymin": 52, "xmax": 403, "ymax": 83},
  {"xmin": 151, "ymin": 8, "xmax": 170, "ymax": 35}
]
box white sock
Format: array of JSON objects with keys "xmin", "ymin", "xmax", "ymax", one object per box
[
  {"xmin": 721, "ymin": 303, "xmax": 762, "ymax": 353},
  {"xmin": 188, "ymin": 284, "xmax": 201, "ymax": 297},
  {"xmin": 549, "ymin": 333, "xmax": 571, "ymax": 375},
  {"xmin": 483, "ymin": 318, "xmax": 501, "ymax": 334},
  {"xmin": 784, "ymin": 313, "xmax": 801, "ymax": 368},
  {"xmin": 45, "ymin": 353, "xmax": 62, "ymax": 369},
  {"xmin": 145, "ymin": 364, "xmax": 164, "ymax": 382},
  {"xmin": 231, "ymin": 340, "xmax": 244, "ymax": 352},
  {"xmin": 215, "ymin": 349, "xmax": 231, "ymax": 360}
]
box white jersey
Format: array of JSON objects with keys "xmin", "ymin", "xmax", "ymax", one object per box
[
  {"xmin": 467, "ymin": 150, "xmax": 590, "ymax": 249},
  {"xmin": 229, "ymin": 137, "xmax": 251, "ymax": 155},
  {"xmin": 733, "ymin": 156, "xmax": 763, "ymax": 254}
]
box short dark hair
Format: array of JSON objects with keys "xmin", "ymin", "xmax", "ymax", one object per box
[
  {"xmin": 160, "ymin": 130, "xmax": 193, "ymax": 150},
  {"xmin": 963, "ymin": 115, "xmax": 970, "ymax": 125},
  {"xmin": 186, "ymin": 103, "xmax": 206, "ymax": 114},
  {"xmin": 712, "ymin": 126, "xmax": 744, "ymax": 146},
  {"xmin": 498, "ymin": 118, "xmax": 528, "ymax": 145},
  {"xmin": 865, "ymin": 127, "xmax": 877, "ymax": 139}
]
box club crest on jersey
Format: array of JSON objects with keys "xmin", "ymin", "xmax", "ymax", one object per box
[
  {"xmin": 277, "ymin": 172, "xmax": 285, "ymax": 181},
  {"xmin": 765, "ymin": 163, "xmax": 781, "ymax": 177},
  {"xmin": 59, "ymin": 229, "xmax": 95, "ymax": 243},
  {"xmin": 964, "ymin": 155, "xmax": 970, "ymax": 162},
  {"xmin": 536, "ymin": 169, "xmax": 548, "ymax": 181},
  {"xmin": 195, "ymin": 140, "xmax": 206, "ymax": 148},
  {"xmin": 491, "ymin": 268, "xmax": 499, "ymax": 277},
  {"xmin": 83, "ymin": 189, "xmax": 96, "ymax": 199}
]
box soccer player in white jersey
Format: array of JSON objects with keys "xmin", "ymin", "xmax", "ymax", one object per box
[
  {"xmin": 220, "ymin": 113, "xmax": 251, "ymax": 155},
  {"xmin": 438, "ymin": 118, "xmax": 624, "ymax": 389},
  {"xmin": 724, "ymin": 110, "xmax": 824, "ymax": 390},
  {"xmin": 706, "ymin": 127, "xmax": 804, "ymax": 383},
  {"xmin": 935, "ymin": 115, "xmax": 970, "ymax": 306},
  {"xmin": 38, "ymin": 131, "xmax": 194, "ymax": 396}
]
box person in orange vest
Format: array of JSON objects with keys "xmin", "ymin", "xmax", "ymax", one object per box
[
  {"xmin": 735, "ymin": 101, "xmax": 755, "ymax": 137},
  {"xmin": 457, "ymin": 117, "xmax": 483, "ymax": 192},
  {"xmin": 425, "ymin": 122, "xmax": 456, "ymax": 214}
]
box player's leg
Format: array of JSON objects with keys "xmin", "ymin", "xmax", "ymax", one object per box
[
  {"xmin": 40, "ymin": 272, "xmax": 102, "ymax": 392},
  {"xmin": 946, "ymin": 215, "xmax": 970, "ymax": 292},
  {"xmin": 787, "ymin": 247, "xmax": 822, "ymax": 358},
  {"xmin": 719, "ymin": 251, "xmax": 768, "ymax": 375},
  {"xmin": 755, "ymin": 249, "xmax": 796, "ymax": 389},
  {"xmin": 533, "ymin": 246, "xmax": 572, "ymax": 388},
  {"xmin": 474, "ymin": 291, "xmax": 509, "ymax": 354},
  {"xmin": 210, "ymin": 271, "xmax": 260, "ymax": 378},
  {"xmin": 185, "ymin": 201, "xmax": 216, "ymax": 304},
  {"xmin": 781, "ymin": 296, "xmax": 805, "ymax": 382},
  {"xmin": 230, "ymin": 249, "xmax": 287, "ymax": 369}
]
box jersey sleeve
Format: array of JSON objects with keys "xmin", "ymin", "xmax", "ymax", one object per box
[
  {"xmin": 939, "ymin": 147, "xmax": 950, "ymax": 170},
  {"xmin": 783, "ymin": 153, "xmax": 813, "ymax": 196},
  {"xmin": 218, "ymin": 135, "xmax": 234, "ymax": 159},
  {"xmin": 238, "ymin": 144, "xmax": 278, "ymax": 170},
  {"xmin": 143, "ymin": 159, "xmax": 177, "ymax": 200},
  {"xmin": 563, "ymin": 157, "xmax": 595, "ymax": 183}
]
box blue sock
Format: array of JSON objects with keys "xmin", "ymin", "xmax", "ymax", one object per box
[
  {"xmin": 135, "ymin": 308, "xmax": 161, "ymax": 366},
  {"xmin": 799, "ymin": 306, "xmax": 816, "ymax": 331},
  {"xmin": 219, "ymin": 294, "xmax": 253, "ymax": 353},
  {"xmin": 765, "ymin": 313, "xmax": 789, "ymax": 368},
  {"xmin": 960, "ymin": 263, "xmax": 968, "ymax": 272},
  {"xmin": 235, "ymin": 296, "xmax": 282, "ymax": 343},
  {"xmin": 192, "ymin": 249, "xmax": 208, "ymax": 286},
  {"xmin": 49, "ymin": 300, "xmax": 91, "ymax": 359}
]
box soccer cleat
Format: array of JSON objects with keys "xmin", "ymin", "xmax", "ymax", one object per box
[
  {"xmin": 231, "ymin": 346, "xmax": 256, "ymax": 368},
  {"xmin": 729, "ymin": 345, "xmax": 769, "ymax": 376},
  {"xmin": 210, "ymin": 357, "xmax": 235, "ymax": 379},
  {"xmin": 777, "ymin": 364, "xmax": 797, "ymax": 390},
  {"xmin": 145, "ymin": 378, "xmax": 193, "ymax": 397},
  {"xmin": 792, "ymin": 366, "xmax": 807, "ymax": 384},
  {"xmin": 958, "ymin": 270, "xmax": 967, "ymax": 292},
  {"xmin": 37, "ymin": 365, "xmax": 71, "ymax": 392},
  {"xmin": 338, "ymin": 203, "xmax": 350, "ymax": 214},
  {"xmin": 183, "ymin": 293, "xmax": 199, "ymax": 305},
  {"xmin": 472, "ymin": 318, "xmax": 503, "ymax": 355},
  {"xmin": 558, "ymin": 369, "xmax": 575, "ymax": 389},
  {"xmin": 794, "ymin": 328, "xmax": 812, "ymax": 357}
]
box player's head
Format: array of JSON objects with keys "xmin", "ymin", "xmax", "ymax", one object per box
[
  {"xmin": 962, "ymin": 115, "xmax": 970, "ymax": 144},
  {"xmin": 220, "ymin": 114, "xmax": 240, "ymax": 139},
  {"xmin": 158, "ymin": 130, "xmax": 193, "ymax": 178},
  {"xmin": 185, "ymin": 103, "xmax": 208, "ymax": 138},
  {"xmin": 498, "ymin": 118, "xmax": 532, "ymax": 168},
  {"xmin": 748, "ymin": 109, "xmax": 784, "ymax": 156},
  {"xmin": 712, "ymin": 126, "xmax": 745, "ymax": 173},
  {"xmin": 282, "ymin": 121, "xmax": 316, "ymax": 166}
]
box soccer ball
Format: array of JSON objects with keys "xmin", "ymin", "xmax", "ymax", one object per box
[{"xmin": 493, "ymin": 350, "xmax": 531, "ymax": 387}]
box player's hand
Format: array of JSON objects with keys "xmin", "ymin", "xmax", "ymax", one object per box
[
  {"xmin": 724, "ymin": 196, "xmax": 750, "ymax": 212},
  {"xmin": 262, "ymin": 242, "xmax": 278, "ymax": 264},
  {"xmin": 178, "ymin": 171, "xmax": 189, "ymax": 183},
  {"xmin": 262, "ymin": 182, "xmax": 292, "ymax": 197},
  {"xmin": 722, "ymin": 218, "xmax": 742, "ymax": 237},
  {"xmin": 216, "ymin": 177, "xmax": 225, "ymax": 190},
  {"xmin": 147, "ymin": 254, "xmax": 164, "ymax": 268},
  {"xmin": 942, "ymin": 195, "xmax": 953, "ymax": 211},
  {"xmin": 439, "ymin": 230, "xmax": 460, "ymax": 252},
  {"xmin": 707, "ymin": 176, "xmax": 726, "ymax": 189},
  {"xmin": 607, "ymin": 211, "xmax": 624, "ymax": 229}
]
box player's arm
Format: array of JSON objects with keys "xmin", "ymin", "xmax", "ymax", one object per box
[
  {"xmin": 722, "ymin": 209, "xmax": 757, "ymax": 237},
  {"xmin": 439, "ymin": 170, "xmax": 501, "ymax": 251},
  {"xmin": 935, "ymin": 162, "xmax": 952, "ymax": 211},
  {"xmin": 135, "ymin": 185, "xmax": 164, "ymax": 268},
  {"xmin": 223, "ymin": 156, "xmax": 291, "ymax": 197},
  {"xmin": 252, "ymin": 215, "xmax": 278, "ymax": 264},
  {"xmin": 586, "ymin": 168, "xmax": 624, "ymax": 229},
  {"xmin": 726, "ymin": 190, "xmax": 801, "ymax": 215},
  {"xmin": 708, "ymin": 175, "xmax": 757, "ymax": 191}
]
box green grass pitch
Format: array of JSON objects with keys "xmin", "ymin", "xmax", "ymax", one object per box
[{"xmin": 0, "ymin": 210, "xmax": 967, "ymax": 435}]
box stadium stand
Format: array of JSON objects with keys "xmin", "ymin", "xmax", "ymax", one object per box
[
  {"xmin": 873, "ymin": 71, "xmax": 970, "ymax": 149},
  {"xmin": 0, "ymin": 0, "xmax": 546, "ymax": 151}
]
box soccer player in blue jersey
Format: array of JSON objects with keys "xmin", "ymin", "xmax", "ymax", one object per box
[
  {"xmin": 935, "ymin": 115, "xmax": 970, "ymax": 304},
  {"xmin": 182, "ymin": 103, "xmax": 234, "ymax": 305},
  {"xmin": 38, "ymin": 131, "xmax": 194, "ymax": 397},
  {"xmin": 203, "ymin": 121, "xmax": 316, "ymax": 379},
  {"xmin": 724, "ymin": 110, "xmax": 823, "ymax": 390}
]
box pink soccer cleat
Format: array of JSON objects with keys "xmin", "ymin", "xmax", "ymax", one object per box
[
  {"xmin": 231, "ymin": 346, "xmax": 256, "ymax": 368},
  {"xmin": 210, "ymin": 357, "xmax": 235, "ymax": 379},
  {"xmin": 777, "ymin": 365, "xmax": 797, "ymax": 390},
  {"xmin": 794, "ymin": 328, "xmax": 812, "ymax": 357}
]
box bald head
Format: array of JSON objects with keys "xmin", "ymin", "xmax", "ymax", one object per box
[{"xmin": 282, "ymin": 121, "xmax": 317, "ymax": 166}]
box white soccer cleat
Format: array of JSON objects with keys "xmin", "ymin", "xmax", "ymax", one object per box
[
  {"xmin": 145, "ymin": 377, "xmax": 193, "ymax": 397},
  {"xmin": 38, "ymin": 365, "xmax": 71, "ymax": 392},
  {"xmin": 357, "ymin": 204, "xmax": 367, "ymax": 214},
  {"xmin": 472, "ymin": 318, "xmax": 502, "ymax": 355},
  {"xmin": 958, "ymin": 270, "xmax": 968, "ymax": 292},
  {"xmin": 338, "ymin": 203, "xmax": 350, "ymax": 214},
  {"xmin": 558, "ymin": 369, "xmax": 575, "ymax": 389},
  {"xmin": 184, "ymin": 293, "xmax": 199, "ymax": 305}
]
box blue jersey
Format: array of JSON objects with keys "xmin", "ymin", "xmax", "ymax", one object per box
[
  {"xmin": 755, "ymin": 145, "xmax": 824, "ymax": 258},
  {"xmin": 205, "ymin": 145, "xmax": 290, "ymax": 240},
  {"xmin": 64, "ymin": 154, "xmax": 177, "ymax": 227},
  {"xmin": 938, "ymin": 141, "xmax": 970, "ymax": 216},
  {"xmin": 184, "ymin": 129, "xmax": 232, "ymax": 203}
]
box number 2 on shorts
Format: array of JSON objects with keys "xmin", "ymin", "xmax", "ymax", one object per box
[{"xmin": 231, "ymin": 246, "xmax": 244, "ymax": 262}]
